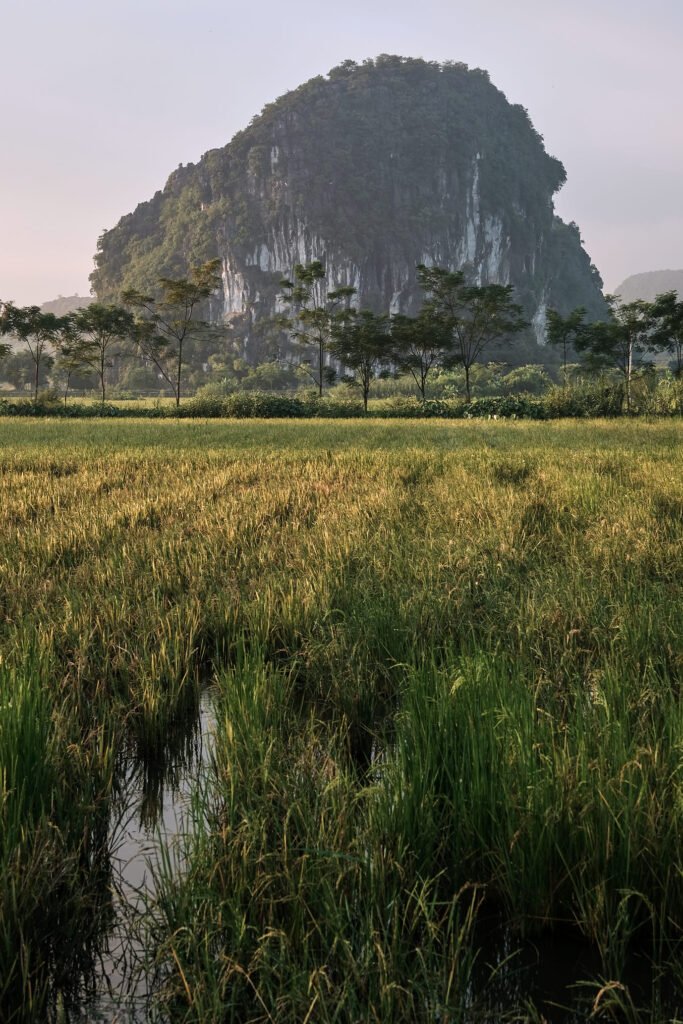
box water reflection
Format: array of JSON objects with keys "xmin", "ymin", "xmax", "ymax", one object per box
[
  {"xmin": 78, "ymin": 690, "xmax": 215, "ymax": 1023},
  {"xmin": 468, "ymin": 909, "xmax": 679, "ymax": 1022}
]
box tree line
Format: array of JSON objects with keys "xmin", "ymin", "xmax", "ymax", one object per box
[
  {"xmin": 280, "ymin": 261, "xmax": 527, "ymax": 409},
  {"xmin": 0, "ymin": 260, "xmax": 222, "ymax": 407},
  {"xmin": 2, "ymin": 259, "xmax": 682, "ymax": 411},
  {"xmin": 280, "ymin": 262, "xmax": 683, "ymax": 411},
  {"xmin": 546, "ymin": 294, "xmax": 683, "ymax": 414}
]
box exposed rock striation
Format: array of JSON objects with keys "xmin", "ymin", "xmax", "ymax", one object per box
[{"xmin": 91, "ymin": 56, "xmax": 605, "ymax": 354}]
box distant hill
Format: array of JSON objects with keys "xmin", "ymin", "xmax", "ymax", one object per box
[
  {"xmin": 41, "ymin": 294, "xmax": 93, "ymax": 316},
  {"xmin": 613, "ymin": 270, "xmax": 683, "ymax": 303},
  {"xmin": 0, "ymin": 295, "xmax": 94, "ymax": 354}
]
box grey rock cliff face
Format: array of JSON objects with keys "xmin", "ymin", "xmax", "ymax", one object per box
[
  {"xmin": 92, "ymin": 57, "xmax": 605, "ymax": 352},
  {"xmin": 224, "ymin": 153, "xmax": 508, "ymax": 309}
]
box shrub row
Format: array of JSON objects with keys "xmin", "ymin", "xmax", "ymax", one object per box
[
  {"xmin": 2, "ymin": 381, "xmax": 680, "ymax": 420},
  {"xmin": 0, "ymin": 399, "xmax": 135, "ymax": 418}
]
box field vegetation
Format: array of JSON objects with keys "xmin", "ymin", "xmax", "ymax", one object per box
[{"xmin": 1, "ymin": 417, "xmax": 682, "ymax": 1021}]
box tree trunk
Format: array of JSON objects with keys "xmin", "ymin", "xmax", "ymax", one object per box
[
  {"xmin": 625, "ymin": 342, "xmax": 633, "ymax": 414},
  {"xmin": 465, "ymin": 363, "xmax": 472, "ymax": 403},
  {"xmin": 176, "ymin": 347, "xmax": 182, "ymax": 407},
  {"xmin": 318, "ymin": 339, "xmax": 324, "ymax": 397},
  {"xmin": 34, "ymin": 356, "xmax": 39, "ymax": 403}
]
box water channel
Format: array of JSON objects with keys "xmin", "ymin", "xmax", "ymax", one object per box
[{"xmin": 77, "ymin": 692, "xmax": 216, "ymax": 1023}]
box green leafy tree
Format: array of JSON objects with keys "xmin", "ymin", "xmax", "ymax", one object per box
[
  {"xmin": 416, "ymin": 266, "xmax": 528, "ymax": 402},
  {"xmin": 123, "ymin": 258, "xmax": 223, "ymax": 407},
  {"xmin": 70, "ymin": 304, "xmax": 136, "ymax": 403},
  {"xmin": 52, "ymin": 316, "xmax": 95, "ymax": 405},
  {"xmin": 0, "ymin": 303, "xmax": 64, "ymax": 401},
  {"xmin": 390, "ymin": 309, "xmax": 453, "ymax": 404},
  {"xmin": 279, "ymin": 261, "xmax": 355, "ymax": 396},
  {"xmin": 545, "ymin": 307, "xmax": 587, "ymax": 385},
  {"xmin": 649, "ymin": 291, "xmax": 683, "ymax": 377},
  {"xmin": 53, "ymin": 317, "xmax": 84, "ymax": 405},
  {"xmin": 0, "ymin": 349, "xmax": 53, "ymax": 392},
  {"xmin": 577, "ymin": 296, "xmax": 652, "ymax": 414},
  {"xmin": 240, "ymin": 361, "xmax": 300, "ymax": 392},
  {"xmin": 329, "ymin": 309, "xmax": 391, "ymax": 411}
]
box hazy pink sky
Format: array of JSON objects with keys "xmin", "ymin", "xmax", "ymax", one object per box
[{"xmin": 2, "ymin": 0, "xmax": 681, "ymax": 305}]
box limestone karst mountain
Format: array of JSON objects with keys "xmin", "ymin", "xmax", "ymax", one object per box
[
  {"xmin": 91, "ymin": 55, "xmax": 606, "ymax": 357},
  {"xmin": 613, "ymin": 270, "xmax": 683, "ymax": 303},
  {"xmin": 41, "ymin": 295, "xmax": 93, "ymax": 316}
]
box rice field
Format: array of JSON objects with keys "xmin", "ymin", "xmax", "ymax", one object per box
[{"xmin": 1, "ymin": 417, "xmax": 683, "ymax": 1022}]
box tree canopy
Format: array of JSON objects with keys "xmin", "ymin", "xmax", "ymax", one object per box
[
  {"xmin": 70, "ymin": 304, "xmax": 136, "ymax": 403},
  {"xmin": 390, "ymin": 309, "xmax": 453, "ymax": 404},
  {"xmin": 279, "ymin": 262, "xmax": 355, "ymax": 396},
  {"xmin": 416, "ymin": 266, "xmax": 527, "ymax": 401},
  {"xmin": 124, "ymin": 259, "xmax": 223, "ymax": 406},
  {"xmin": 0, "ymin": 303, "xmax": 67, "ymax": 400},
  {"xmin": 576, "ymin": 296, "xmax": 652, "ymax": 413},
  {"xmin": 545, "ymin": 306, "xmax": 587, "ymax": 384},
  {"xmin": 329, "ymin": 309, "xmax": 392, "ymax": 411},
  {"xmin": 649, "ymin": 290, "xmax": 683, "ymax": 377}
]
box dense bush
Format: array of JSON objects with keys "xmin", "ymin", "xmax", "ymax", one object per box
[
  {"xmin": 462, "ymin": 395, "xmax": 546, "ymax": 419},
  {"xmin": 181, "ymin": 390, "xmax": 228, "ymax": 418},
  {"xmin": 499, "ymin": 364, "xmax": 552, "ymax": 396},
  {"xmin": 179, "ymin": 391, "xmax": 307, "ymax": 418},
  {"xmin": 651, "ymin": 373, "xmax": 683, "ymax": 415},
  {"xmin": 305, "ymin": 395, "xmax": 366, "ymax": 417},
  {"xmin": 541, "ymin": 381, "xmax": 625, "ymax": 418},
  {"xmin": 222, "ymin": 391, "xmax": 307, "ymax": 418},
  {"xmin": 0, "ymin": 399, "xmax": 127, "ymax": 418},
  {"xmin": 180, "ymin": 393, "xmax": 545, "ymax": 420}
]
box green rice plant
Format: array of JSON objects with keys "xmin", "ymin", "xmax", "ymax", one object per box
[
  {"xmin": 144, "ymin": 651, "xmax": 481, "ymax": 1022},
  {"xmin": 378, "ymin": 645, "xmax": 683, "ymax": 980},
  {"xmin": 0, "ymin": 651, "xmax": 115, "ymax": 1021},
  {"xmin": 1, "ymin": 416, "xmax": 682, "ymax": 1020}
]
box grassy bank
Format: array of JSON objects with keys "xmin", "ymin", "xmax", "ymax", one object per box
[{"xmin": 1, "ymin": 418, "xmax": 682, "ymax": 1020}]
